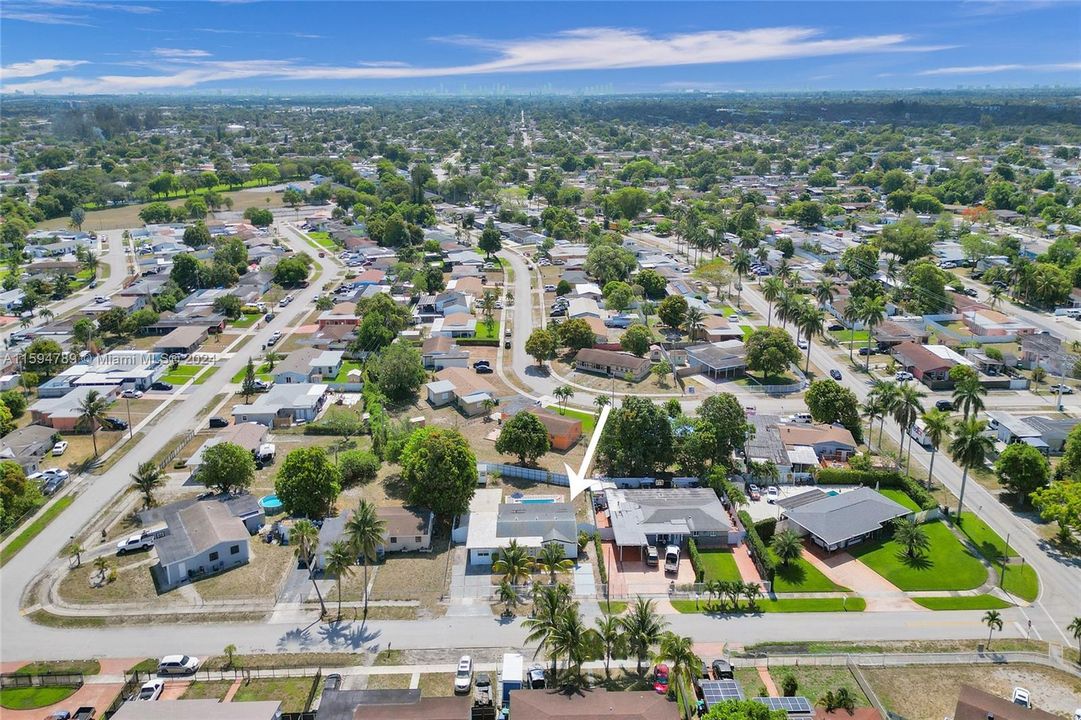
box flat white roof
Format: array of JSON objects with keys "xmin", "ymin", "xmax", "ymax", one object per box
[{"xmin": 923, "ymin": 344, "xmax": 973, "ymax": 366}]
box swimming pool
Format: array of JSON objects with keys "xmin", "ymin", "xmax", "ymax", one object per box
[
  {"xmin": 260, "ymin": 494, "xmax": 284, "ymax": 513},
  {"xmin": 519, "ymin": 498, "xmax": 555, "ymax": 505}
]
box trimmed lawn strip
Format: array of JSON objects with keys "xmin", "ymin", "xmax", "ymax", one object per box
[
  {"xmin": 557, "ymin": 407, "xmax": 598, "ymax": 433},
  {"xmin": 956, "ymin": 512, "xmax": 1016, "ymax": 560},
  {"xmin": 698, "ymin": 549, "xmax": 743, "ymax": 583},
  {"xmin": 0, "ymin": 686, "xmax": 78, "ymax": 710},
  {"xmin": 671, "ymin": 597, "xmax": 865, "ymax": 613},
  {"xmin": 202, "ymin": 653, "xmax": 369, "ymax": 670},
  {"xmin": 307, "ymin": 231, "xmax": 338, "ymax": 250},
  {"xmin": 475, "ymin": 319, "xmax": 501, "ymax": 340},
  {"xmin": 999, "ymin": 562, "xmax": 1039, "ymax": 602},
  {"xmin": 770, "ymin": 555, "xmax": 848, "ymax": 593},
  {"xmin": 879, "ymin": 488, "xmax": 920, "ymax": 512},
  {"xmin": 231, "ymin": 362, "xmax": 273, "ymax": 383},
  {"xmin": 600, "ymin": 600, "xmax": 627, "ymax": 615},
  {"xmin": 367, "ymin": 674, "xmax": 411, "ymax": 690},
  {"xmin": 231, "ymin": 313, "xmax": 262, "ymax": 328},
  {"xmin": 850, "ymin": 520, "xmax": 987, "ymax": 591},
  {"xmin": 162, "ymin": 364, "xmax": 217, "ymax": 386},
  {"xmin": 912, "ymin": 595, "xmax": 1013, "ymax": 611},
  {"xmin": 14, "ymin": 660, "xmax": 100, "ymax": 676},
  {"xmin": 1, "ymin": 495, "xmax": 75, "ymax": 567},
  {"xmin": 232, "ymin": 676, "xmax": 319, "ymax": 713},
  {"xmin": 773, "ymin": 666, "xmax": 869, "ymax": 707}
]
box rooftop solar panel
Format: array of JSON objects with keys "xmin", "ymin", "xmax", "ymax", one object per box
[
  {"xmin": 753, "ymin": 696, "xmax": 815, "ymax": 715},
  {"xmin": 700, "ymin": 679, "xmax": 744, "ymax": 707}
]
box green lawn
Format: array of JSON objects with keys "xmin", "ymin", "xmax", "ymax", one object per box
[
  {"xmin": 671, "ymin": 597, "xmax": 865, "ymax": 613},
  {"xmin": 912, "ymin": 595, "xmax": 1013, "ymax": 611},
  {"xmin": 475, "ymin": 319, "xmax": 500, "ymax": 340},
  {"xmin": 307, "ymin": 231, "xmax": 337, "ymax": 250},
  {"xmin": 850, "ymin": 520, "xmax": 988, "ymax": 591},
  {"xmin": 556, "ymin": 407, "xmax": 598, "ymax": 432},
  {"xmin": 0, "ymin": 495, "xmax": 74, "ymax": 567},
  {"xmin": 15, "ymin": 660, "xmax": 100, "ymax": 675},
  {"xmin": 331, "ymin": 361, "xmax": 364, "ymax": 383},
  {"xmin": 0, "ymin": 686, "xmax": 78, "ymax": 710},
  {"xmin": 231, "ymin": 313, "xmax": 262, "ymax": 328},
  {"xmin": 698, "ymin": 549, "xmax": 743, "ymax": 583},
  {"xmin": 832, "ymin": 329, "xmax": 870, "ymax": 343},
  {"xmin": 600, "ymin": 600, "xmax": 627, "ymax": 615},
  {"xmin": 230, "ymin": 362, "xmax": 273, "ymax": 383},
  {"xmin": 879, "ymin": 488, "xmax": 920, "ymax": 512},
  {"xmin": 772, "ymin": 666, "xmax": 869, "ymax": 708},
  {"xmin": 232, "ymin": 677, "xmax": 319, "ymax": 713},
  {"xmin": 161, "ymin": 364, "xmax": 216, "ymax": 385},
  {"xmin": 1000, "ymin": 562, "xmax": 1039, "ymax": 602},
  {"xmin": 740, "ymin": 325, "xmax": 755, "ymax": 340},
  {"xmin": 771, "ymin": 554, "xmax": 849, "ymax": 593},
  {"xmin": 956, "ymin": 512, "xmax": 1016, "ymax": 561}
]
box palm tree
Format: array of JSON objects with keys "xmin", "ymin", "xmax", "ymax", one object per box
[
  {"xmin": 130, "ymin": 461, "xmax": 165, "ymax": 509},
  {"xmin": 290, "ymin": 519, "xmax": 327, "ymax": 617},
  {"xmin": 68, "ymin": 541, "xmax": 85, "ymax": 567},
  {"xmin": 535, "ymin": 542, "xmax": 573, "ymax": 585},
  {"xmin": 594, "ymin": 395, "xmax": 610, "ymax": 410},
  {"xmin": 796, "ymin": 305, "xmax": 824, "ymax": 374},
  {"xmin": 953, "ymin": 376, "xmax": 987, "ymax": 421},
  {"xmin": 1066, "ymin": 616, "xmax": 1081, "ymax": 661},
  {"xmin": 893, "ymin": 382, "xmax": 926, "ymax": 473},
  {"xmin": 93, "ymin": 556, "xmax": 110, "ymax": 585},
  {"xmin": 870, "ymin": 380, "xmax": 902, "ymax": 450},
  {"xmin": 862, "ymin": 397, "xmax": 884, "ymax": 452},
  {"xmin": 77, "ymin": 389, "xmax": 110, "ymax": 457},
  {"xmin": 983, "ymin": 609, "xmax": 1004, "ymax": 650},
  {"xmin": 920, "ymin": 408, "xmax": 953, "ymax": 490},
  {"xmin": 323, "ymin": 540, "xmax": 355, "ymax": 619},
  {"xmin": 761, "ymin": 276, "xmax": 784, "ymax": 327},
  {"xmin": 950, "ymin": 418, "xmax": 994, "ymax": 517},
  {"xmin": 683, "ymin": 307, "xmax": 705, "ymax": 341},
  {"xmin": 988, "ymin": 285, "xmax": 1004, "ymax": 310},
  {"xmin": 620, "ymin": 596, "xmax": 668, "ymax": 675},
  {"xmin": 776, "ymin": 291, "xmax": 799, "ymax": 330},
  {"xmin": 742, "ymin": 582, "xmax": 761, "ymax": 610},
  {"xmin": 497, "ymin": 578, "xmax": 519, "ymax": 616},
  {"xmin": 860, "ymin": 296, "xmax": 886, "ymax": 371},
  {"xmin": 524, "ymin": 583, "xmax": 573, "ymax": 677},
  {"xmin": 770, "ymin": 530, "xmax": 803, "ymax": 567},
  {"xmin": 842, "ymin": 296, "xmax": 865, "ymax": 364},
  {"xmin": 39, "ymin": 307, "xmax": 55, "ymax": 324},
  {"xmin": 345, "ymin": 499, "xmax": 387, "ymax": 616},
  {"xmin": 549, "ymin": 606, "xmax": 596, "ymax": 682},
  {"xmin": 731, "ymin": 250, "xmax": 752, "ymax": 307},
  {"xmin": 553, "ymin": 385, "xmax": 574, "ymax": 415},
  {"xmin": 813, "ymin": 278, "xmax": 835, "ymax": 308},
  {"xmin": 893, "ymin": 518, "xmax": 930, "ymax": 559},
  {"xmin": 655, "ymin": 632, "xmax": 702, "ymax": 714},
  {"xmin": 595, "ymin": 615, "xmax": 625, "ymax": 679},
  {"xmin": 492, "ymin": 539, "xmax": 533, "ymax": 585}
]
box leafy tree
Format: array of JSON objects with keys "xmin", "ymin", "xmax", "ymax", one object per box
[
  {"xmin": 23, "ymin": 338, "xmax": 65, "ymax": 377},
  {"xmin": 130, "ymin": 461, "xmax": 165, "ymax": 509},
  {"xmin": 698, "ymin": 393, "xmax": 752, "ymax": 467},
  {"xmin": 636, "ymin": 268, "xmax": 667, "ymax": 299},
  {"xmin": 805, "ymin": 380, "xmax": 863, "ymax": 443},
  {"xmin": 620, "ymin": 324, "xmax": 652, "ymax": 357},
  {"xmin": 584, "ymin": 244, "xmax": 637, "ymax": 285},
  {"xmin": 786, "ymin": 200, "xmax": 823, "ymax": 229},
  {"xmin": 495, "ymin": 411, "xmax": 551, "ymax": 465},
  {"xmin": 603, "ymin": 281, "xmax": 635, "ymax": 314},
  {"xmin": 275, "ymin": 447, "xmax": 341, "ymax": 518},
  {"xmin": 596, "ymin": 397, "xmax": 673, "ymax": 477},
  {"xmin": 339, "ymin": 450, "xmax": 380, "ymax": 486},
  {"xmin": 213, "ymin": 294, "xmax": 243, "ymax": 319},
  {"xmin": 0, "ymin": 390, "xmax": 27, "ymax": 419},
  {"xmin": 557, "ymin": 318, "xmax": 596, "ymax": 352},
  {"xmin": 139, "ymin": 202, "xmax": 173, "ymax": 224},
  {"xmin": 183, "ymin": 221, "xmax": 212, "ymax": 247},
  {"xmin": 525, "ymin": 327, "xmax": 557, "ymax": 367},
  {"xmin": 243, "ymin": 207, "xmax": 274, "ymax": 227},
  {"xmin": 273, "ymin": 256, "xmax": 310, "ymax": 286},
  {"xmin": 703, "ymin": 700, "xmax": 786, "ymax": 719},
  {"xmin": 69, "ymin": 206, "xmax": 85, "ymax": 231},
  {"xmin": 607, "ymin": 186, "xmax": 650, "ymax": 219},
  {"xmin": 745, "ymin": 327, "xmax": 800, "ymax": 381},
  {"xmin": 371, "ymin": 342, "xmax": 426, "ymax": 400},
  {"xmin": 657, "ymin": 294, "xmax": 688, "ymax": 329},
  {"xmin": 994, "ymin": 442, "xmax": 1050, "ymax": 505},
  {"xmin": 770, "ymin": 530, "xmax": 803, "ymax": 567},
  {"xmin": 479, "ymin": 218, "xmax": 502, "ymax": 258},
  {"xmin": 879, "ymin": 213, "xmax": 934, "ymax": 262},
  {"xmin": 905, "ymin": 261, "xmax": 950, "ymax": 314},
  {"xmin": 198, "ymin": 441, "xmax": 256, "ymax": 494},
  {"xmin": 840, "ymin": 244, "xmax": 879, "ymax": 279},
  {"xmin": 399, "ymin": 427, "xmax": 477, "ymax": 516},
  {"xmin": 241, "ymin": 357, "xmax": 258, "ymax": 403},
  {"xmin": 1031, "ymin": 481, "xmax": 1081, "ymax": 543},
  {"xmin": 892, "ymin": 518, "xmax": 929, "ymax": 559},
  {"xmin": 555, "ymin": 279, "xmax": 572, "ymax": 295}
]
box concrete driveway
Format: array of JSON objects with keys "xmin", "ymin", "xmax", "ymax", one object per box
[
  {"xmin": 603, "ymin": 542, "xmax": 696, "ymax": 598},
  {"xmin": 803, "ymin": 544, "xmax": 923, "ymax": 612}
]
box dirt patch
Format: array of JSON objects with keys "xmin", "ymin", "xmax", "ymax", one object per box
[
  {"xmin": 190, "ymin": 540, "xmax": 292, "ymax": 602},
  {"xmin": 863, "ymin": 663, "xmax": 1081, "ymax": 719},
  {"xmin": 57, "ymin": 555, "xmax": 173, "ymax": 606},
  {"xmin": 366, "ymin": 674, "xmax": 411, "ymax": 690},
  {"xmin": 339, "ymin": 523, "xmax": 453, "ymax": 616}
]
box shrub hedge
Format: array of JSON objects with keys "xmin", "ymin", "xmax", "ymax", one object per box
[
  {"xmin": 754, "ymin": 517, "xmax": 777, "ymax": 543},
  {"xmin": 815, "ymin": 468, "xmax": 936, "ymax": 510},
  {"xmin": 687, "ymin": 538, "xmax": 703, "ymax": 583},
  {"xmin": 456, "ymin": 338, "xmax": 499, "ymax": 347},
  {"xmin": 593, "ymin": 533, "xmax": 607, "ymax": 585},
  {"xmin": 738, "ymin": 510, "xmax": 775, "ymax": 577}
]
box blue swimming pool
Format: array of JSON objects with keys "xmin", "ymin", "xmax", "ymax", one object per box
[
  {"xmin": 519, "ymin": 498, "xmax": 556, "ymax": 505},
  {"xmin": 260, "ymin": 494, "xmax": 284, "ymax": 513}
]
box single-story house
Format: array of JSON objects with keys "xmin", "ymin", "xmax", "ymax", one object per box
[
  {"xmin": 509, "ymin": 689, "xmax": 679, "ymax": 720},
  {"xmin": 952, "ymin": 685, "xmax": 1059, "ymax": 720},
  {"xmin": 776, "ymin": 423, "xmax": 857, "ymax": 460},
  {"xmin": 986, "ymin": 411, "xmax": 1046, "ymax": 453},
  {"xmin": 744, "ymin": 415, "xmax": 794, "ymax": 483},
  {"xmin": 425, "ymin": 366, "xmax": 494, "ymax": 416},
  {"xmin": 0, "ymin": 424, "xmax": 56, "ymax": 473},
  {"xmin": 153, "ymin": 325, "xmax": 208, "ymax": 356},
  {"xmin": 605, "ymin": 488, "xmax": 733, "ymax": 561},
  {"xmin": 317, "ymin": 302, "xmax": 360, "ymax": 329},
  {"xmin": 1018, "ymin": 415, "xmax": 1081, "ymax": 454},
  {"xmin": 112, "ymin": 699, "xmax": 283, "ymax": 720},
  {"xmin": 30, "ymin": 386, "xmax": 119, "ymax": 431},
  {"xmin": 700, "ymin": 315, "xmax": 744, "ymax": 343},
  {"xmin": 154, "ymin": 500, "xmax": 253, "ymax": 588},
  {"xmin": 567, "ymin": 297, "xmax": 604, "ymax": 319},
  {"xmin": 574, "ymin": 348, "xmax": 651, "ymax": 381},
  {"xmin": 873, "ymin": 318, "xmax": 929, "ymax": 348},
  {"xmin": 685, "ymin": 342, "xmax": 746, "ymax": 379},
  {"xmin": 421, "ymin": 336, "xmax": 470, "ymax": 370},
  {"xmin": 465, "ymin": 489, "xmax": 578, "ymax": 566},
  {"xmin": 232, "ymin": 383, "xmax": 328, "ymax": 426},
  {"xmin": 139, "ymin": 494, "xmax": 266, "ymax": 539},
  {"xmin": 310, "ymin": 350, "xmax": 345, "ymax": 380},
  {"xmin": 315, "ymin": 505, "xmax": 435, "ymax": 568},
  {"xmin": 962, "ymin": 308, "xmax": 1037, "ymax": 337},
  {"xmin": 273, "ymin": 347, "xmax": 322, "ymax": 384},
  {"xmin": 186, "ymin": 423, "xmax": 268, "ymax": 480},
  {"xmin": 315, "ymin": 688, "xmax": 469, "ymax": 720},
  {"xmin": 430, "ymin": 312, "xmax": 477, "ymax": 338},
  {"xmin": 779, "ymin": 487, "xmax": 909, "ymax": 552},
  {"xmin": 890, "ymin": 342, "xmax": 955, "ymax": 388},
  {"xmin": 526, "ymin": 408, "xmax": 583, "ymax": 451}
]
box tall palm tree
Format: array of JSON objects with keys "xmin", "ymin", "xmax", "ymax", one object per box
[
  {"xmin": 553, "ymin": 385, "xmax": 574, "ymax": 415},
  {"xmin": 950, "ymin": 418, "xmax": 994, "ymax": 517},
  {"xmin": 684, "ymin": 307, "xmax": 706, "ymax": 341},
  {"xmin": 497, "ymin": 578, "xmax": 519, "ymax": 616},
  {"xmin": 813, "ymin": 278, "xmax": 835, "ymax": 308},
  {"xmin": 983, "ymin": 609, "xmax": 1003, "ymax": 650},
  {"xmin": 39, "ymin": 307, "xmax": 55, "ymax": 324},
  {"xmin": 549, "ymin": 606, "xmax": 597, "ymax": 682},
  {"xmin": 1066, "ymin": 616, "xmax": 1081, "ymax": 660},
  {"xmin": 655, "ymin": 632, "xmax": 703, "ymax": 714},
  {"xmin": 77, "ymin": 389, "xmax": 110, "ymax": 457},
  {"xmin": 776, "ymin": 290, "xmax": 800, "ymax": 330},
  {"xmin": 595, "ymin": 614, "xmax": 625, "ymax": 679},
  {"xmin": 535, "ymin": 542, "xmax": 573, "ymax": 585},
  {"xmin": 130, "ymin": 461, "xmax": 165, "ymax": 509},
  {"xmin": 862, "ymin": 398, "xmax": 884, "ymax": 452},
  {"xmin": 860, "ymin": 296, "xmax": 886, "ymax": 372},
  {"xmin": 953, "ymin": 376, "xmax": 987, "ymax": 421},
  {"xmin": 345, "ymin": 500, "xmax": 387, "ymax": 616},
  {"xmin": 68, "ymin": 541, "xmax": 85, "ymax": 567},
  {"xmin": 731, "ymin": 250, "xmax": 752, "ymax": 307},
  {"xmin": 524, "ymin": 583, "xmax": 573, "ymax": 677},
  {"xmin": 842, "ymin": 296, "xmax": 865, "ymax": 365},
  {"xmin": 870, "ymin": 380, "xmax": 902, "ymax": 450},
  {"xmin": 893, "ymin": 382, "xmax": 926, "ymax": 473},
  {"xmin": 796, "ymin": 304, "xmax": 824, "ymax": 374},
  {"xmin": 620, "ymin": 596, "xmax": 668, "ymax": 675},
  {"xmin": 492, "ymin": 539, "xmax": 533, "ymax": 585},
  {"xmin": 323, "ymin": 540, "xmax": 355, "ymax": 619},
  {"xmin": 291, "ymin": 519, "xmax": 327, "ymax": 617},
  {"xmin": 594, "ymin": 395, "xmax": 610, "ymax": 410},
  {"xmin": 920, "ymin": 408, "xmax": 953, "ymax": 490},
  {"xmin": 761, "ymin": 276, "xmax": 784, "ymax": 327},
  {"xmin": 988, "ymin": 285, "xmax": 1004, "ymax": 311}
]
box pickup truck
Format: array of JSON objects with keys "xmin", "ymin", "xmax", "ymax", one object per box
[{"xmin": 473, "ymin": 672, "xmax": 493, "ymax": 706}]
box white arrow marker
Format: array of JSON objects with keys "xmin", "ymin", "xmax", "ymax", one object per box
[{"xmin": 567, "ymin": 402, "xmax": 611, "ymax": 500}]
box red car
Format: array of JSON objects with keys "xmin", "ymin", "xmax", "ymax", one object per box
[{"xmin": 653, "ymin": 664, "xmax": 670, "ymax": 694}]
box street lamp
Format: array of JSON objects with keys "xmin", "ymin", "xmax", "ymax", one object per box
[{"xmin": 124, "ymin": 394, "xmax": 133, "ymax": 440}]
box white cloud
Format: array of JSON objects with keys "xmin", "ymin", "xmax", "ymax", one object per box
[
  {"xmin": 920, "ymin": 62, "xmax": 1081, "ymax": 76},
  {"xmin": 1, "ymin": 58, "xmax": 88, "ymax": 79},
  {"xmin": 2, "ymin": 25, "xmax": 950, "ymax": 94},
  {"xmin": 3, "ymin": 10, "xmax": 93, "ymax": 25},
  {"xmin": 36, "ymin": 0, "xmax": 159, "ymax": 14},
  {"xmin": 152, "ymin": 48, "xmax": 212, "ymax": 59}
]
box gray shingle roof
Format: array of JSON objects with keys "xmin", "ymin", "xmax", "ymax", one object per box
[
  {"xmin": 607, "ymin": 488, "xmax": 730, "ymax": 547},
  {"xmin": 783, "ymin": 487, "xmax": 909, "ymax": 546}
]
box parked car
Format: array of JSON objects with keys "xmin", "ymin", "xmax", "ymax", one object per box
[
  {"xmin": 550, "ymin": 308, "xmax": 566, "ymax": 317},
  {"xmin": 963, "ymin": 287, "xmax": 979, "ymax": 298},
  {"xmin": 150, "ymin": 381, "xmax": 173, "ymax": 391},
  {"xmin": 828, "ymin": 323, "xmax": 844, "ymax": 331},
  {"xmin": 797, "ymin": 339, "xmax": 808, "ymax": 350},
  {"xmin": 643, "ymin": 544, "xmax": 659, "ymax": 566},
  {"xmin": 1049, "ymin": 384, "xmax": 1074, "ymax": 394},
  {"xmin": 137, "ymin": 679, "xmax": 165, "ymax": 701},
  {"xmin": 453, "ymin": 656, "xmax": 473, "ymax": 694},
  {"xmin": 105, "ymin": 417, "xmax": 128, "ymax": 430},
  {"xmin": 663, "ymin": 545, "xmax": 680, "ymax": 574},
  {"xmin": 475, "ymin": 365, "xmax": 494, "ymax": 374},
  {"xmin": 157, "ymin": 655, "xmax": 199, "ymax": 675},
  {"xmin": 829, "ymin": 369, "xmax": 842, "ymax": 381},
  {"xmin": 765, "ymin": 486, "xmax": 780, "ymax": 504},
  {"xmin": 527, "ymin": 664, "xmax": 546, "ymax": 689},
  {"xmin": 504, "ymin": 328, "xmax": 512, "ymax": 338},
  {"xmin": 747, "ymin": 483, "xmax": 761, "ymax": 501},
  {"xmin": 121, "ymin": 389, "xmax": 143, "ymax": 399},
  {"xmin": 1012, "ymin": 687, "xmax": 1031, "ymax": 708},
  {"xmin": 324, "ymin": 673, "xmax": 342, "ymax": 691},
  {"xmin": 43, "ymin": 468, "xmax": 69, "ymax": 481},
  {"xmin": 728, "ymin": 314, "xmax": 739, "ymax": 322},
  {"xmin": 52, "ymin": 440, "xmax": 69, "ymax": 456},
  {"xmin": 253, "ymin": 379, "xmax": 272, "ymax": 391},
  {"xmin": 935, "ymin": 400, "xmax": 955, "ymax": 411},
  {"xmin": 473, "ymin": 360, "xmax": 491, "ymax": 369},
  {"xmin": 895, "ymin": 371, "xmax": 914, "ymax": 381},
  {"xmin": 267, "ymin": 331, "xmax": 282, "ymax": 346},
  {"xmin": 653, "ymin": 663, "xmax": 670, "ymax": 694},
  {"xmin": 117, "ymin": 531, "xmax": 154, "ymax": 555},
  {"xmin": 42, "ymin": 476, "xmax": 66, "ymax": 496},
  {"xmin": 504, "ymin": 340, "xmax": 511, "ymax": 349},
  {"xmin": 711, "ymin": 659, "xmax": 734, "ymax": 680},
  {"xmin": 790, "ymin": 412, "xmax": 812, "ymax": 424},
  {"xmin": 474, "ymin": 673, "xmax": 493, "ymax": 705},
  {"xmin": 94, "ymin": 296, "xmax": 108, "ymax": 303},
  {"xmin": 208, "ymin": 416, "xmax": 229, "ymax": 429},
  {"xmin": 543, "ymin": 284, "xmax": 556, "ymax": 292}
]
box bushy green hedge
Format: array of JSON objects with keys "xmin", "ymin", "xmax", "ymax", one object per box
[
  {"xmin": 738, "ymin": 510, "xmax": 775, "ymax": 577},
  {"xmin": 754, "ymin": 517, "xmax": 777, "ymax": 543},
  {"xmin": 456, "ymin": 338, "xmax": 499, "ymax": 347},
  {"xmin": 815, "ymin": 468, "xmax": 936, "ymax": 510},
  {"xmin": 593, "ymin": 533, "xmax": 607, "ymax": 585},
  {"xmin": 687, "ymin": 537, "xmax": 703, "ymax": 583}
]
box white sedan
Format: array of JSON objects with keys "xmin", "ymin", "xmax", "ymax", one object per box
[
  {"xmin": 52, "ymin": 441, "xmax": 69, "ymax": 456},
  {"xmin": 137, "ymin": 679, "xmax": 164, "ymax": 701}
]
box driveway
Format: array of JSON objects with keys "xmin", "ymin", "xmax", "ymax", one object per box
[
  {"xmin": 603, "ymin": 542, "xmax": 696, "ymax": 598},
  {"xmin": 803, "ymin": 545, "xmax": 923, "ymax": 612}
]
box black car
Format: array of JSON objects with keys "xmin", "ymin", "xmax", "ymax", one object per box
[
  {"xmin": 935, "ymin": 399, "xmax": 954, "ymax": 411},
  {"xmin": 208, "ymin": 416, "xmax": 229, "ymax": 429},
  {"xmin": 829, "ymin": 369, "xmax": 842, "ymax": 380},
  {"xmin": 475, "ymin": 365, "xmax": 494, "ymax": 374},
  {"xmin": 151, "ymin": 381, "xmax": 174, "ymax": 391},
  {"xmin": 473, "ymin": 360, "xmax": 491, "ymax": 369},
  {"xmin": 963, "ymin": 287, "xmax": 979, "ymax": 298},
  {"xmin": 105, "ymin": 417, "xmax": 128, "ymax": 430},
  {"xmin": 550, "ymin": 308, "xmax": 566, "ymax": 317},
  {"xmin": 858, "ymin": 347, "xmax": 876, "ymax": 355},
  {"xmin": 828, "ymin": 323, "xmax": 844, "ymax": 331},
  {"xmin": 711, "ymin": 659, "xmax": 734, "ymax": 680}
]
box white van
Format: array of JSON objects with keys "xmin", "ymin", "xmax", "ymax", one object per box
[
  {"xmin": 908, "ymin": 419, "xmax": 931, "ymax": 448},
  {"xmin": 664, "ymin": 545, "xmax": 680, "ymax": 574}
]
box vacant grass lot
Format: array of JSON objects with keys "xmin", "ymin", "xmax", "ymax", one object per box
[
  {"xmin": 769, "ymin": 665, "xmax": 868, "ymax": 707},
  {"xmin": 15, "ymin": 660, "xmax": 101, "ymax": 675},
  {"xmin": 851, "ymin": 520, "xmax": 987, "ymax": 591},
  {"xmin": 912, "ymin": 595, "xmax": 1012, "ymax": 611},
  {"xmin": 307, "ymin": 231, "xmax": 337, "ymax": 249},
  {"xmin": 233, "ymin": 676, "xmax": 320, "ymax": 713},
  {"xmin": 0, "ymin": 686, "xmax": 78, "ymax": 709},
  {"xmin": 697, "ymin": 549, "xmax": 743, "ymax": 583},
  {"xmin": 181, "ymin": 680, "xmax": 233, "ymax": 701},
  {"xmin": 475, "ymin": 319, "xmax": 500, "ymax": 340},
  {"xmin": 770, "ymin": 555, "xmax": 849, "ymax": 593}
]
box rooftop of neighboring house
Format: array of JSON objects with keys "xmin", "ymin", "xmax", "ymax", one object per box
[
  {"xmin": 274, "ymin": 347, "xmax": 322, "ymax": 377},
  {"xmin": 779, "ymin": 486, "xmax": 909, "ymax": 546},
  {"xmin": 776, "ymin": 423, "xmax": 857, "ymax": 449}
]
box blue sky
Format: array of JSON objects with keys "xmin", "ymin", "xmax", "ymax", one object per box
[{"xmin": 1, "ymin": 1, "xmax": 1079, "ymax": 95}]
